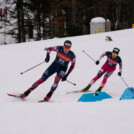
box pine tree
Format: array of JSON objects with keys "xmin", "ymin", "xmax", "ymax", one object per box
[{"xmin": 1, "ymin": 0, "xmax": 134, "ymax": 44}]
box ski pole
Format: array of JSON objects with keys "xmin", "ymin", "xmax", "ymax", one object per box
[
  {"xmin": 20, "ymin": 61, "xmax": 45, "ymax": 75},
  {"xmin": 120, "ymin": 76, "xmax": 129, "ymax": 88},
  {"xmin": 66, "ymin": 80, "xmax": 76, "ymax": 86},
  {"xmin": 82, "ymin": 50, "xmax": 96, "ymax": 63}
]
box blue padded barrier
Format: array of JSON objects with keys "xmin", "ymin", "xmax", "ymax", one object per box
[
  {"xmin": 78, "ymin": 92, "xmax": 112, "ymax": 102},
  {"xmin": 120, "ymin": 87, "xmax": 134, "ymax": 100}
]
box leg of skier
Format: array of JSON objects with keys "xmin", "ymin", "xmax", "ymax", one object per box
[
  {"xmin": 96, "ymin": 71, "xmax": 113, "ymax": 92},
  {"xmin": 21, "ymin": 63, "xmax": 55, "ymax": 98},
  {"xmin": 81, "ymin": 68, "xmax": 106, "ymax": 92},
  {"xmin": 44, "ymin": 75, "xmax": 62, "ymax": 101},
  {"xmin": 43, "ymin": 71, "xmax": 65, "ymax": 101}
]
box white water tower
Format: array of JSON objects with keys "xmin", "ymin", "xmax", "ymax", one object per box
[{"xmin": 90, "ymin": 17, "xmax": 106, "ymax": 34}]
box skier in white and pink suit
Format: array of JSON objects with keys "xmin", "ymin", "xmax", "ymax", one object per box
[{"xmin": 81, "ymin": 48, "xmax": 122, "ymax": 92}]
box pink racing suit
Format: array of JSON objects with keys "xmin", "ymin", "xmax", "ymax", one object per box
[{"xmin": 90, "ymin": 51, "xmax": 122, "ymax": 87}]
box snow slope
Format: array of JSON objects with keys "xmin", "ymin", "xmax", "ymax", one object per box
[{"xmin": 0, "ymin": 29, "xmax": 134, "ymax": 134}]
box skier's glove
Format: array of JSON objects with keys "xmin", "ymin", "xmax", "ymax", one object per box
[
  {"xmin": 118, "ymin": 71, "xmax": 122, "ymax": 76},
  {"xmin": 96, "ymin": 60, "xmax": 99, "ymax": 65},
  {"xmin": 45, "ymin": 55, "xmax": 50, "ymax": 63},
  {"xmin": 62, "ymin": 74, "xmax": 68, "ymax": 81}
]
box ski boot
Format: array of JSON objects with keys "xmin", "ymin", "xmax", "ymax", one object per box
[
  {"xmin": 38, "ymin": 91, "xmax": 53, "ymax": 102},
  {"xmin": 39, "ymin": 96, "xmax": 50, "ymax": 102},
  {"xmin": 81, "ymin": 84, "xmax": 91, "ymax": 92},
  {"xmin": 95, "ymin": 86, "xmax": 103, "ymax": 93},
  {"xmin": 21, "ymin": 88, "xmax": 33, "ymax": 98}
]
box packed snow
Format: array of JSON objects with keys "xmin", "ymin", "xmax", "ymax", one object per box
[{"xmin": 0, "ymin": 29, "xmax": 134, "ymax": 134}]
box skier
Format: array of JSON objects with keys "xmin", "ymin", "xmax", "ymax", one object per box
[
  {"xmin": 81, "ymin": 48, "xmax": 122, "ymax": 93},
  {"xmin": 3, "ymin": 6, "xmax": 8, "ymax": 20},
  {"xmin": 21, "ymin": 40, "xmax": 76, "ymax": 102},
  {"xmin": 0, "ymin": 8, "xmax": 3, "ymax": 21}
]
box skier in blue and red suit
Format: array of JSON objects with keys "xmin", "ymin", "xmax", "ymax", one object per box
[
  {"xmin": 21, "ymin": 40, "xmax": 76, "ymax": 102},
  {"xmin": 81, "ymin": 48, "xmax": 122, "ymax": 92}
]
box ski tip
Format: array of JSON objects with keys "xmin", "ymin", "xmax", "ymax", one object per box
[
  {"xmin": 44, "ymin": 48, "xmax": 48, "ymax": 51},
  {"xmin": 38, "ymin": 100, "xmax": 48, "ymax": 103},
  {"xmin": 38, "ymin": 100, "xmax": 43, "ymax": 103},
  {"xmin": 66, "ymin": 90, "xmax": 90, "ymax": 94},
  {"xmin": 82, "ymin": 50, "xmax": 85, "ymax": 52},
  {"xmin": 7, "ymin": 93, "xmax": 15, "ymax": 97}
]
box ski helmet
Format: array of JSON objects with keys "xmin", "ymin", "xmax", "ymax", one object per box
[
  {"xmin": 112, "ymin": 47, "xmax": 120, "ymax": 55},
  {"xmin": 64, "ymin": 40, "xmax": 72, "ymax": 48}
]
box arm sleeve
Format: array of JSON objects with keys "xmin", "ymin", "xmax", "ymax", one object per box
[
  {"xmin": 66, "ymin": 54, "xmax": 76, "ymax": 76},
  {"xmin": 46, "ymin": 46, "xmax": 59, "ymax": 55},
  {"xmin": 98, "ymin": 52, "xmax": 107, "ymax": 61}
]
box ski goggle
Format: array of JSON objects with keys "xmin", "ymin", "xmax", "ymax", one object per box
[
  {"xmin": 64, "ymin": 46, "xmax": 71, "ymax": 50},
  {"xmin": 112, "ymin": 52, "xmax": 118, "ymax": 56}
]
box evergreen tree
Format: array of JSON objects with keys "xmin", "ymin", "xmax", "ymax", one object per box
[{"xmin": 1, "ymin": 0, "xmax": 134, "ymax": 43}]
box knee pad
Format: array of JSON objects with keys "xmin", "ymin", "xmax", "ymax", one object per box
[
  {"xmin": 97, "ymin": 69, "xmax": 104, "ymax": 78},
  {"xmin": 59, "ymin": 71, "xmax": 65, "ymax": 78},
  {"xmin": 105, "ymin": 72, "xmax": 112, "ymax": 78},
  {"xmin": 55, "ymin": 76, "xmax": 61, "ymax": 83}
]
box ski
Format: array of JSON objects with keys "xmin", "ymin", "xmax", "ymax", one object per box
[
  {"xmin": 7, "ymin": 93, "xmax": 25, "ymax": 100},
  {"xmin": 38, "ymin": 100, "xmax": 48, "ymax": 103},
  {"xmin": 7, "ymin": 93, "xmax": 49, "ymax": 102},
  {"xmin": 66, "ymin": 90, "xmax": 91, "ymax": 94},
  {"xmin": 38, "ymin": 98, "xmax": 49, "ymax": 103}
]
